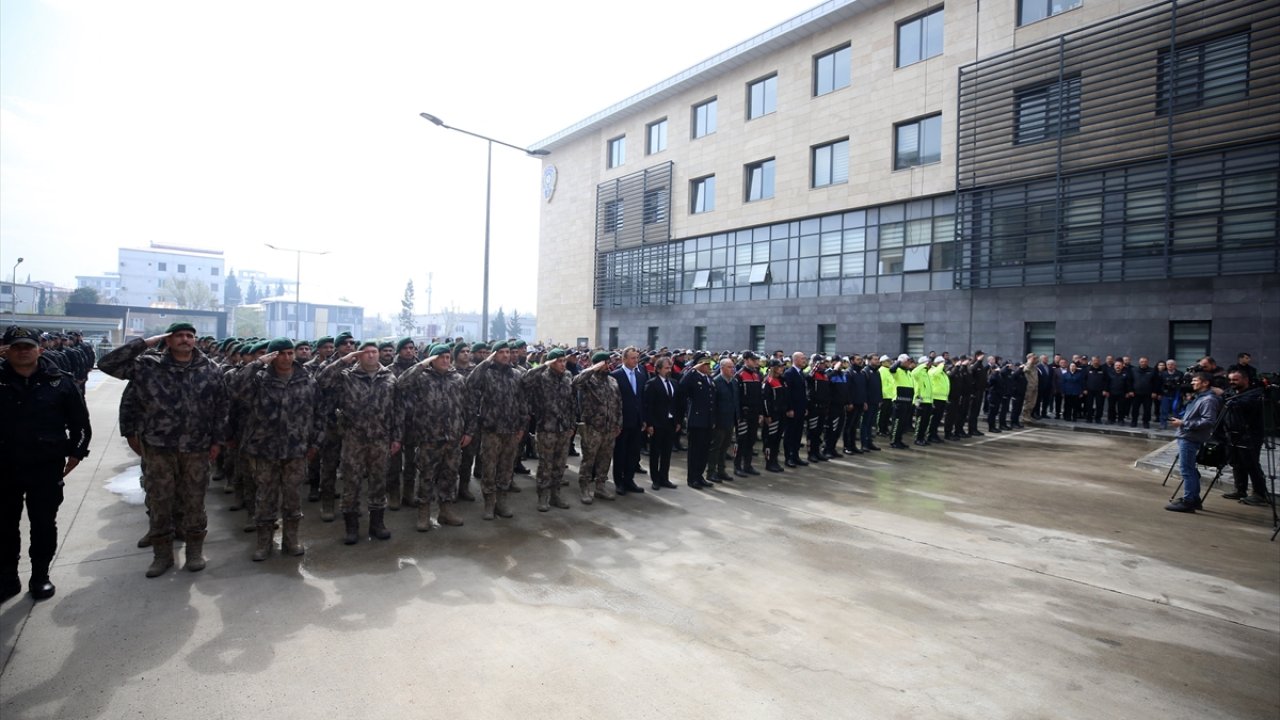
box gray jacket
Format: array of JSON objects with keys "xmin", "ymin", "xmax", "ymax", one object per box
[{"xmin": 1176, "ymin": 390, "xmax": 1221, "ymax": 443}]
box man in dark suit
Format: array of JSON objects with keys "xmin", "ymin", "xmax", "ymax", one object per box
[
  {"xmin": 610, "ymin": 347, "xmax": 647, "ymax": 495},
  {"xmin": 782, "ymin": 352, "xmax": 809, "ymax": 467},
  {"xmin": 643, "ymin": 357, "xmax": 680, "ymax": 490}
]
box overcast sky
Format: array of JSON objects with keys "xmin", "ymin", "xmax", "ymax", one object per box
[{"xmin": 1, "ymin": 0, "xmax": 820, "ymax": 322}]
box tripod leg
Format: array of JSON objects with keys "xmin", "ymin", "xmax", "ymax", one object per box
[
  {"xmin": 1200, "ymin": 466, "xmax": 1225, "ymax": 504},
  {"xmin": 1161, "ymin": 456, "xmax": 1178, "ymax": 487},
  {"xmin": 1170, "ymin": 477, "xmax": 1184, "ymax": 502}
]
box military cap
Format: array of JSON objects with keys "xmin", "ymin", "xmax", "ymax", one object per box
[
  {"xmin": 693, "ymin": 352, "xmax": 714, "ymax": 366},
  {"xmin": 512, "ymin": 339, "xmax": 527, "ymax": 349},
  {"xmin": 316, "ymin": 335, "xmax": 335, "ymax": 347},
  {"xmin": 237, "ymin": 342, "xmax": 254, "ymax": 355},
  {"xmin": 3, "ymin": 326, "xmax": 39, "ymax": 347},
  {"xmin": 425, "ymin": 343, "xmax": 452, "ymax": 360},
  {"xmin": 491, "ymin": 340, "xmax": 510, "ymax": 351},
  {"xmin": 335, "ymin": 332, "xmax": 355, "ymax": 345},
  {"xmin": 591, "ymin": 351, "xmax": 611, "ymax": 363},
  {"xmin": 250, "ymin": 341, "xmax": 270, "ymax": 354},
  {"xmin": 766, "ymin": 358, "xmax": 784, "ymax": 368},
  {"xmin": 395, "ymin": 336, "xmax": 415, "ymax": 352},
  {"xmin": 267, "ymin": 337, "xmax": 295, "ymax": 352},
  {"xmin": 165, "ymin": 322, "xmax": 197, "ymax": 334},
  {"xmin": 378, "ymin": 341, "xmax": 395, "ymax": 351},
  {"xmin": 546, "ymin": 348, "xmax": 567, "ymax": 360},
  {"xmin": 294, "ymin": 339, "xmax": 312, "ymax": 349},
  {"xmin": 472, "ymin": 341, "xmax": 489, "ymax": 352},
  {"xmin": 357, "ymin": 340, "xmax": 378, "ymax": 351}
]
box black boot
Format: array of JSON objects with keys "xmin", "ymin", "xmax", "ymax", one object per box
[
  {"xmin": 369, "ymin": 508, "xmax": 391, "ymax": 540},
  {"xmin": 342, "ymin": 512, "xmax": 360, "ymax": 545}
]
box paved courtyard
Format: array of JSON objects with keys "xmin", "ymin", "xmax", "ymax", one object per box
[{"xmin": 2, "ymin": 373, "xmax": 1277, "ymax": 720}]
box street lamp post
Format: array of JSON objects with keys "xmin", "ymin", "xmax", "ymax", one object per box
[
  {"xmin": 10, "ymin": 257, "xmax": 23, "ymax": 315},
  {"xmin": 419, "ymin": 112, "xmax": 548, "ymax": 342},
  {"xmin": 264, "ymin": 244, "xmax": 330, "ymax": 339}
]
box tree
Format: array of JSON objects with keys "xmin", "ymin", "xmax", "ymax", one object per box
[
  {"xmin": 245, "ymin": 279, "xmax": 261, "ymax": 305},
  {"xmin": 162, "ymin": 277, "xmax": 219, "ymax": 310},
  {"xmin": 490, "ymin": 307, "xmax": 507, "ymax": 342},
  {"xmin": 275, "ymin": 281, "xmax": 286, "ymax": 297},
  {"xmin": 507, "ymin": 309, "xmax": 524, "ymax": 340},
  {"xmin": 38, "ymin": 288, "xmax": 47, "ymax": 314},
  {"xmin": 398, "ymin": 279, "xmax": 416, "ymax": 335},
  {"xmin": 233, "ymin": 306, "xmax": 265, "ymax": 337},
  {"xmin": 224, "ymin": 270, "xmax": 243, "ymax": 307},
  {"xmin": 67, "ymin": 287, "xmax": 100, "ymax": 305},
  {"xmin": 441, "ymin": 304, "xmax": 461, "ymax": 340}
]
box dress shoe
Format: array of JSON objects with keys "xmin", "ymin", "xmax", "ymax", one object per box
[
  {"xmin": 625, "ymin": 483, "xmax": 646, "ymax": 494},
  {"xmin": 743, "ymin": 466, "xmax": 760, "ymax": 475},
  {"xmin": 793, "ymin": 457, "xmax": 810, "ymax": 466},
  {"xmin": 928, "ymin": 436, "xmax": 945, "ymax": 443},
  {"xmin": 766, "ymin": 462, "xmax": 784, "ymax": 473},
  {"xmin": 1222, "ymin": 491, "xmax": 1247, "ymax": 500},
  {"xmin": 913, "ymin": 440, "xmax": 928, "ymax": 447},
  {"xmin": 843, "ymin": 447, "xmax": 862, "ymax": 455},
  {"xmin": 655, "ymin": 480, "xmax": 678, "ymax": 489},
  {"xmin": 890, "ymin": 442, "xmax": 910, "ymax": 449},
  {"xmin": 968, "ymin": 430, "xmax": 984, "ymax": 437},
  {"xmin": 1165, "ymin": 498, "xmax": 1197, "ymax": 513},
  {"xmin": 29, "ymin": 577, "xmax": 56, "ymax": 601},
  {"xmin": 988, "ymin": 428, "xmax": 1002, "ymax": 433},
  {"xmin": 785, "ymin": 459, "xmax": 797, "ymax": 468},
  {"xmin": 688, "ymin": 478, "xmax": 708, "ymax": 489},
  {"xmin": 716, "ymin": 471, "xmax": 734, "ymax": 482},
  {"xmin": 864, "ymin": 443, "xmax": 881, "ymax": 452},
  {"xmin": 513, "ymin": 463, "xmax": 531, "ymax": 475},
  {"xmin": 634, "ymin": 465, "xmax": 648, "ymax": 475},
  {"xmin": 706, "ymin": 475, "xmax": 722, "ymax": 484},
  {"xmin": 1241, "ymin": 494, "xmax": 1272, "ymax": 507}
]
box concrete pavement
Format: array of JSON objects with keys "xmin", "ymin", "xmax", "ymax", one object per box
[{"xmin": 2, "ymin": 373, "xmax": 1277, "ymax": 720}]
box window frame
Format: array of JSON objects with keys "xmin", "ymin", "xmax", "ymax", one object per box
[
  {"xmin": 1156, "ymin": 30, "xmax": 1250, "ymax": 115},
  {"xmin": 747, "ymin": 74, "xmax": 778, "ymax": 120},
  {"xmin": 1017, "ymin": 0, "xmax": 1083, "ymax": 27},
  {"xmin": 896, "ymin": 6, "xmax": 945, "ymax": 68},
  {"xmin": 692, "ymin": 97, "xmax": 717, "ymax": 139},
  {"xmin": 893, "ymin": 113, "xmax": 943, "ymax": 170},
  {"xmin": 690, "ymin": 175, "xmax": 716, "ymax": 214},
  {"xmin": 744, "ymin": 158, "xmax": 777, "ymax": 202},
  {"xmin": 813, "ymin": 43, "xmax": 852, "ymax": 97},
  {"xmin": 606, "ymin": 135, "xmax": 626, "ymax": 169},
  {"xmin": 812, "ymin": 138, "xmax": 850, "ymax": 188},
  {"xmin": 646, "ymin": 118, "xmax": 668, "ymax": 155},
  {"xmin": 1014, "ymin": 75, "xmax": 1082, "ymax": 145}
]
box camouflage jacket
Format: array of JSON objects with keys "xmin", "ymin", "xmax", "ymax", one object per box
[
  {"xmin": 389, "ymin": 356, "xmax": 417, "ymax": 378},
  {"xmin": 571, "ymin": 364, "xmax": 622, "ymax": 433},
  {"xmin": 119, "ymin": 380, "xmax": 143, "ymax": 437},
  {"xmin": 236, "ymin": 360, "xmax": 325, "ymax": 460},
  {"xmin": 98, "ymin": 338, "xmax": 229, "ymax": 452},
  {"xmin": 521, "ymin": 363, "xmax": 577, "ymax": 433},
  {"xmin": 319, "ymin": 359, "xmax": 401, "ymax": 443},
  {"xmin": 396, "ymin": 363, "xmax": 472, "ymax": 444},
  {"xmin": 464, "ymin": 355, "xmax": 528, "ymax": 434}
]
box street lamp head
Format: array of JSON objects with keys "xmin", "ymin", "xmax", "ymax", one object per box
[
  {"xmin": 419, "ymin": 112, "xmax": 445, "ymax": 127},
  {"xmin": 527, "ymin": 149, "xmax": 551, "ymax": 157},
  {"xmin": 15, "ymin": 258, "xmax": 23, "ymax": 264}
]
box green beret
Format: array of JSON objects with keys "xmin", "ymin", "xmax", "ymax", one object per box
[
  {"xmin": 592, "ymin": 351, "xmax": 611, "ymax": 363},
  {"xmin": 513, "ymin": 339, "xmax": 527, "ymax": 349},
  {"xmin": 316, "ymin": 336, "xmax": 335, "ymax": 347},
  {"xmin": 452, "ymin": 342, "xmax": 469, "ymax": 356},
  {"xmin": 219, "ymin": 338, "xmax": 237, "ymax": 351},
  {"xmin": 358, "ymin": 340, "xmax": 378, "ymax": 351},
  {"xmin": 490, "ymin": 340, "xmax": 509, "ymax": 351},
  {"xmin": 547, "ymin": 348, "xmax": 566, "ymax": 360},
  {"xmin": 250, "ymin": 341, "xmax": 270, "ymax": 354},
  {"xmin": 165, "ymin": 322, "xmax": 197, "ymax": 334},
  {"xmin": 472, "ymin": 342, "xmax": 489, "ymax": 352},
  {"xmin": 426, "ymin": 343, "xmax": 451, "ymax": 359},
  {"xmin": 335, "ymin": 332, "xmax": 354, "ymax": 344},
  {"xmin": 396, "ymin": 337, "xmax": 415, "ymax": 352},
  {"xmin": 294, "ymin": 339, "xmax": 312, "ymax": 349},
  {"xmin": 267, "ymin": 337, "xmax": 294, "ymax": 352},
  {"xmin": 237, "ymin": 343, "xmax": 254, "ymax": 355},
  {"xmin": 378, "ymin": 341, "xmax": 395, "ymax": 351}
]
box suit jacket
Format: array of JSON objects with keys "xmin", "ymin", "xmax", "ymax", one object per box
[
  {"xmin": 643, "ymin": 374, "xmax": 679, "ymax": 432},
  {"xmin": 783, "ymin": 366, "xmax": 808, "ymax": 414},
  {"xmin": 611, "ymin": 365, "xmax": 647, "ymax": 429},
  {"xmin": 680, "ymin": 369, "xmax": 716, "ymax": 429}
]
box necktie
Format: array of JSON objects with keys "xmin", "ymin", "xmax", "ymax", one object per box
[{"xmin": 629, "ymin": 369, "xmax": 636, "ymax": 395}]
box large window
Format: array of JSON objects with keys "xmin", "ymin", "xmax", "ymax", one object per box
[
  {"xmin": 747, "ymin": 74, "xmax": 777, "ymax": 119},
  {"xmin": 894, "ymin": 114, "xmax": 942, "ymax": 169},
  {"xmin": 1170, "ymin": 321, "xmax": 1211, "ymax": 369},
  {"xmin": 1018, "ymin": 0, "xmax": 1081, "ymax": 26},
  {"xmin": 1157, "ymin": 32, "xmax": 1249, "ymax": 115},
  {"xmin": 745, "ymin": 159, "xmax": 776, "ymax": 202},
  {"xmin": 608, "ymin": 327, "xmax": 619, "ymax": 349},
  {"xmin": 812, "ymin": 139, "xmax": 850, "ymax": 188},
  {"xmin": 901, "ymin": 324, "xmax": 925, "ymax": 357},
  {"xmin": 647, "ymin": 327, "xmax": 660, "ymax": 350},
  {"xmin": 897, "ymin": 7, "xmax": 944, "ymax": 67},
  {"xmin": 692, "ymin": 98, "xmax": 717, "ymax": 139},
  {"xmin": 818, "ymin": 325, "xmax": 837, "ymax": 355},
  {"xmin": 607, "ymin": 136, "xmax": 625, "ymax": 169},
  {"xmin": 604, "ymin": 200, "xmax": 624, "ymax": 233},
  {"xmin": 750, "ymin": 325, "xmax": 766, "ymax": 354},
  {"xmin": 1015, "ymin": 77, "xmax": 1081, "ymax": 144},
  {"xmin": 814, "ymin": 44, "xmax": 851, "ymax": 96},
  {"xmin": 690, "ymin": 175, "xmax": 716, "ymax": 214},
  {"xmin": 643, "ymin": 188, "xmax": 668, "ymax": 225},
  {"xmin": 646, "ymin": 118, "xmax": 668, "ymax": 155},
  {"xmin": 693, "ymin": 326, "xmax": 707, "ymax": 349},
  {"xmin": 1025, "ymin": 322, "xmax": 1056, "ymax": 357}
]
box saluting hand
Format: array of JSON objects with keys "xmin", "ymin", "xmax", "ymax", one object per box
[
  {"xmin": 258, "ymin": 351, "xmax": 278, "ymax": 365},
  {"xmin": 143, "ymin": 333, "xmax": 172, "ymax": 348}
]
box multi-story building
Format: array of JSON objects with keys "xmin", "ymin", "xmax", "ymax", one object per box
[
  {"xmin": 110, "ymin": 244, "xmax": 226, "ymax": 308},
  {"xmin": 262, "ymin": 296, "xmax": 363, "ymax": 340},
  {"xmin": 532, "ymin": 0, "xmax": 1278, "ymax": 367},
  {"xmin": 74, "ymin": 274, "xmax": 123, "ymax": 303}
]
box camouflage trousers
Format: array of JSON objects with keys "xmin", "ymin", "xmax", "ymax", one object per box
[
  {"xmin": 535, "ymin": 429, "xmax": 573, "ymax": 491},
  {"xmin": 141, "ymin": 445, "xmax": 210, "ymax": 540},
  {"xmin": 578, "ymin": 426, "xmax": 616, "ymax": 484},
  {"xmin": 479, "ymin": 432, "xmax": 521, "ymax": 494},
  {"xmin": 387, "ymin": 445, "xmax": 418, "ymax": 500},
  {"xmin": 235, "ymin": 438, "xmax": 255, "ymax": 512},
  {"xmin": 318, "ymin": 426, "xmax": 343, "ymax": 498},
  {"xmin": 339, "ymin": 436, "xmax": 391, "ymax": 513},
  {"xmin": 415, "ymin": 440, "xmax": 461, "ymax": 504},
  {"xmin": 250, "ymin": 455, "xmax": 306, "ymax": 526},
  {"xmin": 458, "ymin": 434, "xmax": 482, "ymax": 486}
]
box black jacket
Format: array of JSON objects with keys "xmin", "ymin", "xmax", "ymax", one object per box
[
  {"xmin": 610, "ymin": 365, "xmax": 648, "ymax": 429},
  {"xmin": 0, "ymin": 355, "xmax": 92, "ymax": 464},
  {"xmin": 643, "ymin": 375, "xmax": 679, "ymax": 432},
  {"xmin": 680, "ymin": 370, "xmax": 716, "ymax": 430}
]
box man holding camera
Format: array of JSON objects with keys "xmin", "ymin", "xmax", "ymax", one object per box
[
  {"xmin": 1219, "ymin": 370, "xmax": 1272, "ymax": 507},
  {"xmin": 1166, "ymin": 372, "xmax": 1222, "ymax": 514}
]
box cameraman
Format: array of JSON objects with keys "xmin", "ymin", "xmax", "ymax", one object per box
[
  {"xmin": 1166, "ymin": 372, "xmax": 1222, "ymax": 514},
  {"xmin": 1219, "ymin": 370, "xmax": 1271, "ymax": 506},
  {"xmin": 1198, "ymin": 356, "xmax": 1229, "ymax": 396}
]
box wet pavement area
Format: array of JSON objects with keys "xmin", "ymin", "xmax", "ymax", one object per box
[{"xmin": 2, "ymin": 374, "xmax": 1277, "ymax": 720}]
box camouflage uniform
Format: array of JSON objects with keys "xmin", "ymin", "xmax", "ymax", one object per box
[
  {"xmin": 311, "ymin": 356, "xmax": 345, "ymax": 517},
  {"xmin": 319, "ymin": 360, "xmax": 401, "ymax": 515},
  {"xmin": 571, "ymin": 364, "xmax": 622, "ymax": 502},
  {"xmin": 236, "ymin": 360, "xmax": 324, "ymax": 529},
  {"xmin": 385, "ymin": 355, "xmax": 420, "ymax": 509},
  {"xmin": 464, "ymin": 354, "xmax": 527, "ymax": 518},
  {"xmin": 521, "ymin": 363, "xmax": 576, "ymax": 508},
  {"xmin": 98, "ymin": 338, "xmax": 228, "ymax": 573},
  {"xmin": 396, "ymin": 362, "xmax": 471, "ymax": 511},
  {"xmin": 455, "ymin": 361, "xmax": 482, "ymax": 499}
]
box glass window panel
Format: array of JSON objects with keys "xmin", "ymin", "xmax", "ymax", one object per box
[
  {"xmin": 924, "ymin": 9, "xmax": 944, "ymax": 59},
  {"xmin": 933, "ymin": 215, "xmax": 955, "ymax": 243},
  {"xmin": 1224, "ymin": 173, "xmax": 1277, "ymax": 209},
  {"xmin": 819, "ymin": 255, "xmax": 841, "ymax": 278},
  {"xmin": 1126, "ymin": 189, "xmax": 1165, "ymax": 220},
  {"xmin": 896, "ymin": 124, "xmax": 919, "ymax": 168},
  {"xmin": 903, "ymin": 246, "xmax": 931, "ymax": 272},
  {"xmin": 1174, "ymin": 179, "xmax": 1222, "ymax": 215},
  {"xmin": 897, "ymin": 16, "xmax": 922, "ymax": 67},
  {"xmin": 843, "ymin": 227, "xmax": 866, "ymax": 253},
  {"xmin": 921, "ymin": 115, "xmax": 942, "ymax": 165},
  {"xmin": 1222, "ymin": 211, "xmax": 1276, "ymax": 248},
  {"xmin": 770, "ymin": 239, "xmax": 788, "ymax": 261},
  {"xmin": 749, "ymin": 264, "xmax": 770, "ymax": 284},
  {"xmin": 843, "ymin": 253, "xmax": 865, "ymax": 277},
  {"xmin": 880, "ymin": 222, "xmax": 905, "ymax": 248},
  {"xmin": 693, "ymin": 98, "xmax": 717, "ymax": 138},
  {"xmin": 905, "ymin": 218, "xmax": 932, "ymax": 245},
  {"xmin": 1172, "ymin": 217, "xmax": 1218, "ymax": 249},
  {"xmin": 930, "ymin": 242, "xmax": 955, "ymax": 271},
  {"xmin": 820, "ymin": 232, "xmax": 842, "ymax": 256},
  {"xmin": 879, "ymin": 248, "xmax": 904, "ymax": 275},
  {"xmin": 800, "ymin": 235, "xmax": 820, "ymax": 258}
]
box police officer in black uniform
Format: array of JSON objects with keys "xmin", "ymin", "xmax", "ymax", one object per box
[{"xmin": 733, "ymin": 351, "xmax": 764, "ymax": 476}]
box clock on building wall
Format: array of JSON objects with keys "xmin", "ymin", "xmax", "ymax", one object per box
[{"xmin": 542, "ymin": 165, "xmax": 558, "ymax": 202}]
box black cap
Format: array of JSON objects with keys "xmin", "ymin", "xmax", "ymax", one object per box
[
  {"xmin": 766, "ymin": 358, "xmax": 784, "ymax": 368},
  {"xmin": 3, "ymin": 326, "xmax": 40, "ymax": 347},
  {"xmin": 741, "ymin": 350, "xmax": 758, "ymax": 360}
]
